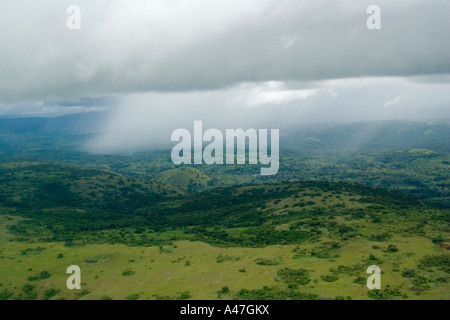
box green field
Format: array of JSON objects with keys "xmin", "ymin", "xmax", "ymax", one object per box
[
  {"xmin": 1, "ymin": 214, "xmax": 448, "ymax": 300},
  {"xmin": 1, "ymin": 174, "xmax": 449, "ymax": 300}
]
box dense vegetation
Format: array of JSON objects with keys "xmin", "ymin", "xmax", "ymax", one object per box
[{"xmin": 0, "ymin": 117, "xmax": 448, "ymax": 300}]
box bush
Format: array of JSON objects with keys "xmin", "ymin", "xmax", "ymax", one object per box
[
  {"xmin": 43, "ymin": 288, "xmax": 60, "ymax": 300},
  {"xmin": 367, "ymin": 285, "xmax": 405, "ymax": 300},
  {"xmin": 76, "ymin": 289, "xmax": 91, "ymax": 298},
  {"xmin": 353, "ymin": 276, "xmax": 366, "ymax": 285},
  {"xmin": 277, "ymin": 268, "xmax": 311, "ymax": 286},
  {"xmin": 28, "ymin": 270, "xmax": 51, "ymax": 281},
  {"xmin": 0, "ymin": 289, "xmax": 13, "ymax": 300},
  {"xmin": 401, "ymin": 269, "xmax": 416, "ymax": 278},
  {"xmin": 369, "ymin": 233, "xmax": 392, "ymax": 241},
  {"xmin": 216, "ymin": 255, "xmax": 240, "ymax": 263},
  {"xmin": 177, "ymin": 291, "xmax": 191, "ymax": 300},
  {"xmin": 366, "ymin": 254, "xmax": 382, "ymax": 264},
  {"xmin": 22, "ymin": 283, "xmax": 37, "ymax": 300},
  {"xmin": 255, "ymin": 258, "xmax": 282, "ymax": 266},
  {"xmin": 386, "ymin": 245, "xmax": 399, "ymax": 253},
  {"xmin": 432, "ymin": 235, "xmax": 444, "ymax": 245},
  {"xmin": 235, "ymin": 286, "xmax": 317, "ymax": 300},
  {"xmin": 126, "ymin": 293, "xmax": 140, "ymax": 300},
  {"xmin": 122, "ymin": 268, "xmax": 135, "ymax": 276},
  {"xmin": 321, "ymin": 274, "xmax": 339, "ymax": 282},
  {"xmin": 219, "ymin": 286, "xmax": 230, "ymax": 294},
  {"xmin": 420, "ymin": 255, "xmax": 450, "ymax": 273}
]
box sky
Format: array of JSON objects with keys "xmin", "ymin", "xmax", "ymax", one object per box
[{"xmin": 0, "ymin": 0, "xmax": 449, "ymax": 151}]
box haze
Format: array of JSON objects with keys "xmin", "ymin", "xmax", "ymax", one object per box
[{"xmin": 0, "ymin": 0, "xmax": 449, "ymax": 152}]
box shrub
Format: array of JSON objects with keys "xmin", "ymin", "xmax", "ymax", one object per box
[
  {"xmin": 419, "ymin": 255, "xmax": 450, "ymax": 273},
  {"xmin": 321, "ymin": 274, "xmax": 339, "ymax": 282},
  {"xmin": 126, "ymin": 293, "xmax": 140, "ymax": 300},
  {"xmin": 0, "ymin": 290, "xmax": 13, "ymax": 300},
  {"xmin": 255, "ymin": 258, "xmax": 282, "ymax": 266},
  {"xmin": 366, "ymin": 254, "xmax": 382, "ymax": 264},
  {"xmin": 216, "ymin": 255, "xmax": 240, "ymax": 263},
  {"xmin": 369, "ymin": 233, "xmax": 392, "ymax": 241},
  {"xmin": 39, "ymin": 270, "xmax": 51, "ymax": 279},
  {"xmin": 76, "ymin": 289, "xmax": 91, "ymax": 298},
  {"xmin": 219, "ymin": 286, "xmax": 230, "ymax": 294},
  {"xmin": 401, "ymin": 269, "xmax": 416, "ymax": 278},
  {"xmin": 177, "ymin": 291, "xmax": 191, "ymax": 300},
  {"xmin": 353, "ymin": 276, "xmax": 366, "ymax": 285},
  {"xmin": 28, "ymin": 270, "xmax": 51, "ymax": 281},
  {"xmin": 386, "ymin": 245, "xmax": 399, "ymax": 253},
  {"xmin": 22, "ymin": 283, "xmax": 37, "ymax": 300},
  {"xmin": 277, "ymin": 268, "xmax": 311, "ymax": 286},
  {"xmin": 122, "ymin": 268, "xmax": 135, "ymax": 276},
  {"xmin": 367, "ymin": 285, "xmax": 405, "ymax": 300},
  {"xmin": 43, "ymin": 288, "xmax": 60, "ymax": 300},
  {"xmin": 235, "ymin": 286, "xmax": 317, "ymax": 300},
  {"xmin": 432, "ymin": 235, "xmax": 444, "ymax": 245}
]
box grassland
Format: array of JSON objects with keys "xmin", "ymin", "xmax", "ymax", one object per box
[
  {"xmin": 1, "ymin": 176, "xmax": 448, "ymax": 300},
  {"xmin": 0, "ymin": 214, "xmax": 448, "ymax": 300},
  {"xmin": 0, "ymin": 119, "xmax": 448, "ymax": 300}
]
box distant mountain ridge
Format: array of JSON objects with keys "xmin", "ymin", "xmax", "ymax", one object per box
[
  {"xmin": 0, "ymin": 112, "xmax": 108, "ymax": 136},
  {"xmin": 283, "ymin": 120, "xmax": 450, "ymax": 154},
  {"xmin": 0, "ymin": 113, "xmax": 448, "ymax": 157}
]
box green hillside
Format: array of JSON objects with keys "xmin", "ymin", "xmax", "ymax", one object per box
[
  {"xmin": 0, "ymin": 161, "xmax": 181, "ymax": 212},
  {"xmin": 156, "ymin": 167, "xmax": 211, "ymax": 194},
  {"xmin": 0, "ymin": 178, "xmax": 449, "ymax": 300}
]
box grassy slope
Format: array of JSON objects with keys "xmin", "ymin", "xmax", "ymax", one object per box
[
  {"xmin": 1, "ymin": 184, "xmax": 448, "ymax": 300},
  {"xmin": 156, "ymin": 167, "xmax": 211, "ymax": 194},
  {"xmin": 0, "ymin": 161, "xmax": 180, "ymax": 200},
  {"xmin": 0, "ymin": 216, "xmax": 448, "ymax": 300}
]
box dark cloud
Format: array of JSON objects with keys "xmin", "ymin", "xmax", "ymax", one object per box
[{"xmin": 0, "ymin": 0, "xmax": 449, "ymax": 104}]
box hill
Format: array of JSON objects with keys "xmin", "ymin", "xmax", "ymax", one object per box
[
  {"xmin": 156, "ymin": 167, "xmax": 212, "ymax": 194},
  {"xmin": 0, "ymin": 161, "xmax": 180, "ymax": 212}
]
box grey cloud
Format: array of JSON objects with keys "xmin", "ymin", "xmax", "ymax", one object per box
[{"xmin": 0, "ymin": 0, "xmax": 449, "ymax": 104}]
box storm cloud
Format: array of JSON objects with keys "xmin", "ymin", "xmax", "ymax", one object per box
[{"xmin": 0, "ymin": 0, "xmax": 449, "ymax": 104}]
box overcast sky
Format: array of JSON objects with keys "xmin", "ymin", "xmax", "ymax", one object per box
[{"xmin": 0, "ymin": 0, "xmax": 449, "ymax": 150}]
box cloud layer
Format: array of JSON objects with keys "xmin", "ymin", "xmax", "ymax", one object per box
[{"xmin": 1, "ymin": 0, "xmax": 449, "ymax": 104}]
